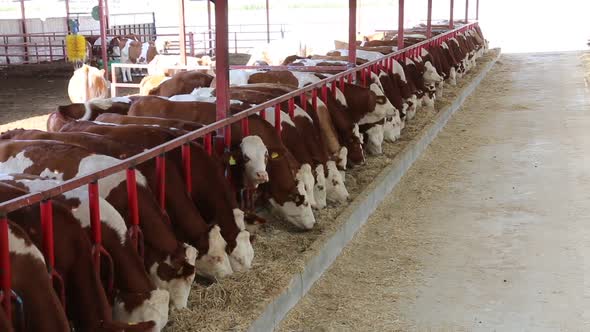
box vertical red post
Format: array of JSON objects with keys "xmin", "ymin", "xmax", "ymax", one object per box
[
  {"xmin": 20, "ymin": 0, "xmax": 28, "ymax": 63},
  {"xmin": 98, "ymin": 0, "xmax": 108, "ymax": 78},
  {"xmin": 0, "ymin": 215, "xmax": 11, "ymax": 322},
  {"xmin": 288, "ymin": 98, "xmax": 295, "ymax": 119},
  {"xmin": 205, "ymin": 133, "xmax": 213, "ymax": 155},
  {"xmin": 331, "ymin": 81, "xmax": 337, "ymax": 98},
  {"xmin": 178, "ymin": 0, "xmax": 187, "ymax": 65},
  {"xmin": 65, "ymin": 0, "xmax": 70, "ymax": 33},
  {"xmin": 215, "ymin": 0, "xmax": 230, "ymax": 150},
  {"xmin": 426, "ymin": 0, "xmax": 433, "ymax": 38},
  {"xmin": 126, "ymin": 168, "xmax": 141, "ymax": 252},
  {"xmin": 155, "ymin": 155, "xmax": 166, "ymax": 210},
  {"xmin": 465, "ymin": 0, "xmax": 469, "ymax": 23},
  {"xmin": 321, "ymin": 85, "xmax": 328, "ymax": 103},
  {"xmin": 301, "ymin": 93, "xmax": 307, "ymax": 111},
  {"xmin": 312, "ymin": 89, "xmax": 318, "ymax": 111},
  {"xmin": 449, "ymin": 0, "xmax": 455, "ymax": 29},
  {"xmin": 274, "ymin": 104, "xmax": 281, "ymax": 135},
  {"xmin": 40, "ymin": 200, "xmax": 55, "ymax": 273},
  {"xmin": 88, "ymin": 182, "xmax": 102, "ymax": 269},
  {"xmin": 104, "ymin": 0, "xmax": 110, "ymax": 31},
  {"xmin": 348, "ymin": 0, "xmax": 357, "ymax": 67},
  {"xmin": 259, "ymin": 109, "xmax": 266, "ymax": 120},
  {"xmin": 181, "ymin": 144, "xmax": 192, "ymax": 195},
  {"xmin": 207, "ymin": 0, "xmax": 213, "ymax": 54},
  {"xmin": 241, "ymin": 117, "xmax": 250, "ymax": 136},
  {"xmin": 265, "ymin": 0, "xmax": 271, "ymax": 43},
  {"xmin": 398, "ymin": 0, "xmax": 404, "ymax": 50},
  {"xmin": 339, "ymin": 76, "xmax": 345, "ymax": 90},
  {"xmin": 476, "ymin": 0, "xmax": 479, "ymax": 20}
]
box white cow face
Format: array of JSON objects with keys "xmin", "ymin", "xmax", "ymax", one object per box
[
  {"xmin": 313, "ymin": 164, "xmax": 327, "ymax": 210},
  {"xmin": 423, "ymin": 61, "xmax": 443, "ymax": 85},
  {"xmin": 269, "ymin": 180, "xmax": 316, "ymax": 230},
  {"xmin": 194, "ymin": 226, "xmax": 233, "ymax": 280},
  {"xmin": 113, "ymin": 289, "xmax": 169, "ymax": 331},
  {"xmin": 296, "ymin": 164, "xmax": 317, "ymax": 209},
  {"xmin": 228, "ymin": 209, "xmax": 254, "ymax": 272},
  {"xmin": 240, "ymin": 136, "xmax": 269, "ymax": 188},
  {"xmin": 365, "ymin": 124, "xmax": 384, "ymax": 155},
  {"xmin": 325, "ymin": 161, "xmax": 349, "ymax": 204},
  {"xmin": 149, "ymin": 244, "xmax": 197, "ymax": 309}
]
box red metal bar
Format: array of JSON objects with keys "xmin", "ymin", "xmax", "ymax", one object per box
[
  {"xmin": 181, "ymin": 145, "xmax": 192, "ymax": 195},
  {"xmin": 241, "ymin": 117, "xmax": 250, "ymax": 136},
  {"xmin": 426, "ymin": 0, "xmax": 433, "ymax": 38},
  {"xmin": 205, "ymin": 133, "xmax": 212, "ymax": 155},
  {"xmin": 178, "ymin": 0, "xmax": 187, "ymax": 65},
  {"xmin": 0, "ymin": 215, "xmax": 11, "ymax": 322},
  {"xmin": 274, "ymin": 104, "xmax": 281, "ymax": 135},
  {"xmin": 88, "ymin": 182, "xmax": 101, "ymax": 268},
  {"xmin": 207, "ymin": 0, "xmax": 213, "ymax": 54},
  {"xmin": 125, "ymin": 168, "xmax": 140, "ymax": 252},
  {"xmin": 348, "ymin": 0, "xmax": 357, "ymax": 67},
  {"xmin": 265, "ymin": 0, "xmax": 270, "ymax": 43},
  {"xmin": 288, "ymin": 98, "xmax": 295, "ymax": 119},
  {"xmin": 215, "ymin": 0, "xmax": 230, "ymax": 150},
  {"xmin": 312, "ymin": 89, "xmax": 318, "ymax": 111},
  {"xmin": 40, "ymin": 200, "xmax": 55, "ymax": 271},
  {"xmin": 398, "ymin": 0, "xmax": 404, "ymax": 50},
  {"xmin": 347, "ymin": 73, "xmax": 353, "ymax": 84},
  {"xmin": 65, "ymin": 0, "xmax": 70, "ymax": 33},
  {"xmin": 98, "ymin": 0, "xmax": 108, "ymax": 78},
  {"xmin": 104, "ymin": 0, "xmax": 110, "ymax": 30},
  {"xmin": 361, "ymin": 68, "xmax": 367, "ymax": 87},
  {"xmin": 155, "ymin": 155, "xmax": 166, "ymax": 210},
  {"xmin": 321, "ymin": 84, "xmax": 328, "ymax": 103},
  {"xmin": 331, "ymin": 81, "xmax": 337, "ymax": 98},
  {"xmin": 449, "ymin": 0, "xmax": 455, "ymax": 29},
  {"xmin": 301, "ymin": 93, "xmax": 307, "ymax": 111},
  {"xmin": 19, "ymin": 0, "xmax": 28, "ymax": 63},
  {"xmin": 476, "ymin": 0, "xmax": 479, "ymax": 20},
  {"xmin": 465, "ymin": 0, "xmax": 469, "ymax": 22},
  {"xmin": 339, "ymin": 76, "xmax": 345, "ymax": 90},
  {"xmin": 259, "ymin": 110, "xmax": 266, "ymax": 120}
]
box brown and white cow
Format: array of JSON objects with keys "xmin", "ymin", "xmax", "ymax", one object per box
[
  {"xmin": 0, "ymin": 140, "xmax": 197, "ymax": 310},
  {"xmin": 6, "ymin": 219, "xmax": 70, "ymax": 331},
  {"xmin": 147, "ymin": 71, "xmax": 214, "ymax": 97},
  {"xmin": 118, "ymin": 39, "xmax": 159, "ymax": 83},
  {"xmin": 0, "ymin": 129, "xmax": 233, "ymax": 281},
  {"xmin": 0, "ymin": 182, "xmax": 155, "ymax": 331},
  {"xmin": 54, "ymin": 123, "xmax": 253, "ymax": 273},
  {"xmin": 128, "ymin": 97, "xmax": 269, "ymax": 189},
  {"xmin": 3, "ymin": 173, "xmax": 171, "ymax": 327},
  {"xmin": 127, "ymin": 100, "xmax": 315, "ymax": 229},
  {"xmin": 48, "ymin": 97, "xmax": 134, "ymax": 132},
  {"xmin": 68, "ymin": 65, "xmax": 109, "ymax": 103}
]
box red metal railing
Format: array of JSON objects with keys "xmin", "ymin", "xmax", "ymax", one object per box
[{"xmin": 0, "ymin": 22, "xmax": 478, "ymax": 323}]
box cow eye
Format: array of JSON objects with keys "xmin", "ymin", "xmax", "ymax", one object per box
[{"xmin": 243, "ymin": 155, "xmax": 250, "ymax": 162}]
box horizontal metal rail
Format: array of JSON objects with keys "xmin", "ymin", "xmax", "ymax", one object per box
[{"xmin": 0, "ymin": 22, "xmax": 477, "ymax": 215}]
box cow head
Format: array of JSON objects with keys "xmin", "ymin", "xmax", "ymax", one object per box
[
  {"xmin": 347, "ymin": 124, "xmax": 366, "ymax": 165},
  {"xmin": 113, "ymin": 289, "xmax": 169, "ymax": 331},
  {"xmin": 364, "ymin": 124, "xmax": 384, "ymax": 155},
  {"xmin": 148, "ymin": 243, "xmax": 197, "ymax": 309},
  {"xmin": 325, "ymin": 160, "xmax": 349, "ymax": 204},
  {"xmin": 296, "ymin": 163, "xmax": 317, "ymax": 209},
  {"xmin": 228, "ymin": 209, "xmax": 254, "ymax": 272},
  {"xmin": 266, "ymin": 151, "xmax": 315, "ymax": 229},
  {"xmin": 240, "ymin": 135, "xmax": 269, "ymax": 188},
  {"xmin": 313, "ymin": 164, "xmax": 327, "ymax": 210},
  {"xmin": 194, "ymin": 225, "xmax": 233, "ymax": 280}
]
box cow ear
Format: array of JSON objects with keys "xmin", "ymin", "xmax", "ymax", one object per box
[{"xmin": 375, "ymin": 95, "xmax": 387, "ymax": 105}]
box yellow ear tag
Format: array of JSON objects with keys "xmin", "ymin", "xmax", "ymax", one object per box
[
  {"xmin": 271, "ymin": 152, "xmax": 279, "ymax": 159},
  {"xmin": 229, "ymin": 156, "xmax": 237, "ymax": 165}
]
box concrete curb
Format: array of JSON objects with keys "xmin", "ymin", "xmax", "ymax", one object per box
[{"xmin": 247, "ymin": 51, "xmax": 501, "ymax": 332}]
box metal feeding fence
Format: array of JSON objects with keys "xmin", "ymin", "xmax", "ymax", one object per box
[{"xmin": 0, "ymin": 21, "xmax": 478, "ymax": 324}]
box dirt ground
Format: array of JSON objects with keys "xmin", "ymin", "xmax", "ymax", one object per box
[{"xmin": 0, "ymin": 77, "xmax": 70, "ymax": 132}]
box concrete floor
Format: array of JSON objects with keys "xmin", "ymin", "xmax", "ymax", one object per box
[{"xmin": 279, "ymin": 52, "xmax": 590, "ymax": 331}]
